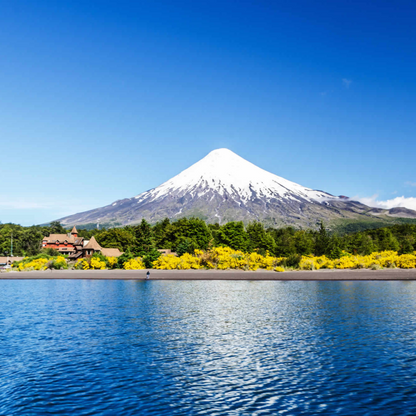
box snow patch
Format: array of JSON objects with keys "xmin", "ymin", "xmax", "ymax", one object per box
[{"xmin": 133, "ymin": 148, "xmax": 338, "ymax": 206}]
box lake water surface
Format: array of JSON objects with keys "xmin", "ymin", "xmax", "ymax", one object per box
[{"xmin": 1, "ymin": 280, "xmax": 416, "ymax": 415}]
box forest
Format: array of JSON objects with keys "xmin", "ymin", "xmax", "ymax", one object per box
[{"xmin": 1, "ymin": 218, "xmax": 415, "ymax": 260}]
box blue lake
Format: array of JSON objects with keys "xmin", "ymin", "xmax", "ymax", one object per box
[{"xmin": 1, "ymin": 280, "xmax": 416, "ymax": 415}]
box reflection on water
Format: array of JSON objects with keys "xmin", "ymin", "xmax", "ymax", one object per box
[{"xmin": 1, "ymin": 280, "xmax": 416, "ymax": 414}]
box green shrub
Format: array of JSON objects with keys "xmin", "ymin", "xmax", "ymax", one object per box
[
  {"xmin": 42, "ymin": 248, "xmax": 60, "ymax": 256},
  {"xmin": 117, "ymin": 251, "xmax": 136, "ymax": 269},
  {"xmin": 143, "ymin": 248, "xmax": 162, "ymax": 269},
  {"xmin": 176, "ymin": 238, "xmax": 197, "ymax": 257},
  {"xmin": 280, "ymin": 254, "xmax": 302, "ymax": 268}
]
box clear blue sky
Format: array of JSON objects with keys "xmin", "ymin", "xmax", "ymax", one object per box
[{"xmin": 1, "ymin": 0, "xmax": 415, "ymax": 225}]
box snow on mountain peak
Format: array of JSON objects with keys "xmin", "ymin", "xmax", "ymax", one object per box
[{"xmin": 135, "ymin": 148, "xmax": 336, "ymax": 203}]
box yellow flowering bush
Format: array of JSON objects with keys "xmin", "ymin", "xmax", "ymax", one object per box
[
  {"xmin": 18, "ymin": 257, "xmax": 49, "ymax": 271},
  {"xmin": 51, "ymin": 256, "xmax": 68, "ymax": 269},
  {"xmin": 397, "ymin": 254, "xmax": 416, "ymax": 269},
  {"xmin": 74, "ymin": 255, "xmax": 113, "ymax": 270},
  {"xmin": 75, "ymin": 259, "xmax": 90, "ymax": 270},
  {"xmin": 334, "ymin": 256, "xmax": 357, "ymax": 269},
  {"xmin": 74, "ymin": 255, "xmax": 116, "ymax": 270},
  {"xmin": 299, "ymin": 256, "xmax": 317, "ymax": 270},
  {"xmin": 14, "ymin": 255, "xmax": 69, "ymax": 271},
  {"xmin": 169, "ymin": 249, "xmax": 416, "ymax": 272},
  {"xmin": 300, "ymin": 255, "xmax": 334, "ymax": 270},
  {"xmin": 178, "ymin": 253, "xmax": 202, "ymax": 269},
  {"xmin": 90, "ymin": 257, "xmax": 106, "ymax": 270},
  {"xmin": 153, "ymin": 248, "xmax": 284, "ymax": 271},
  {"xmin": 299, "ymin": 251, "xmax": 416, "ymax": 270},
  {"xmin": 205, "ymin": 247, "xmax": 248, "ymax": 270},
  {"xmin": 107, "ymin": 257, "xmax": 118, "ymax": 268},
  {"xmin": 153, "ymin": 254, "xmax": 181, "ymax": 270},
  {"xmin": 208, "ymin": 247, "xmax": 284, "ymax": 270},
  {"xmin": 213, "ymin": 247, "xmax": 247, "ymax": 270},
  {"xmin": 123, "ymin": 258, "xmax": 145, "ymax": 270},
  {"xmin": 13, "ymin": 249, "xmax": 416, "ymax": 273},
  {"xmin": 152, "ymin": 248, "xmax": 416, "ymax": 272},
  {"xmin": 257, "ymin": 252, "xmax": 284, "ymax": 270}
]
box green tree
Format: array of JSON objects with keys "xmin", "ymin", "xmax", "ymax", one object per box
[
  {"xmin": 163, "ymin": 217, "xmax": 212, "ymax": 252},
  {"xmin": 21, "ymin": 227, "xmax": 44, "ymax": 255},
  {"xmin": 77, "ymin": 228, "xmax": 101, "ymax": 239},
  {"xmin": 208, "ymin": 223, "xmax": 221, "ymax": 246},
  {"xmin": 399, "ymin": 236, "xmax": 414, "ymax": 255},
  {"xmin": 217, "ymin": 221, "xmax": 248, "ymax": 251},
  {"xmin": 293, "ymin": 230, "xmax": 314, "ymax": 255},
  {"xmin": 326, "ymin": 235, "xmax": 343, "ymax": 259},
  {"xmin": 246, "ymin": 221, "xmax": 276, "ymax": 254},
  {"xmin": 153, "ymin": 218, "xmax": 172, "ymax": 249},
  {"xmin": 48, "ymin": 221, "xmax": 67, "ymax": 234},
  {"xmin": 314, "ymin": 222, "xmax": 330, "ymax": 256},
  {"xmin": 186, "ymin": 218, "xmax": 212, "ymax": 250},
  {"xmin": 95, "ymin": 228, "xmax": 135, "ymax": 252},
  {"xmin": 376, "ymin": 229, "xmax": 400, "ymax": 251},
  {"xmin": 347, "ymin": 233, "xmax": 375, "ymax": 255},
  {"xmin": 134, "ymin": 219, "xmax": 154, "ymax": 256},
  {"xmin": 269, "ymin": 227, "xmax": 297, "ymax": 257}
]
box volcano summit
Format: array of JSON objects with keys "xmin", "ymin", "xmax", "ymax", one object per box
[{"xmin": 57, "ymin": 149, "xmax": 416, "ymax": 227}]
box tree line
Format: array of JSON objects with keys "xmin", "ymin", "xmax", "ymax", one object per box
[{"xmin": 1, "ymin": 218, "xmax": 415, "ymax": 260}]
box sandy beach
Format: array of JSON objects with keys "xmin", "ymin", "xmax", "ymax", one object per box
[{"xmin": 1, "ymin": 269, "xmax": 416, "ymax": 280}]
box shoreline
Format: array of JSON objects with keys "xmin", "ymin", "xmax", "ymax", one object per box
[{"xmin": 1, "ymin": 269, "xmax": 416, "ymax": 280}]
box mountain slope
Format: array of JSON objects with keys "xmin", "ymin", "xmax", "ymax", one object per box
[{"xmin": 57, "ymin": 149, "xmax": 416, "ymax": 227}]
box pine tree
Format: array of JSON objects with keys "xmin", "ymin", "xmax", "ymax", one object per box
[
  {"xmin": 134, "ymin": 219, "xmax": 154, "ymax": 256},
  {"xmin": 314, "ymin": 221, "xmax": 329, "ymax": 256}
]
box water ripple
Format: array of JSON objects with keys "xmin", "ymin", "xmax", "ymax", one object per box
[{"xmin": 1, "ymin": 280, "xmax": 416, "ymax": 414}]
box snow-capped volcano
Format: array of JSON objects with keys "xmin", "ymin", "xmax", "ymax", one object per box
[
  {"xmin": 135, "ymin": 148, "xmax": 334, "ymax": 205},
  {"xmin": 57, "ymin": 148, "xmax": 416, "ymax": 227}
]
